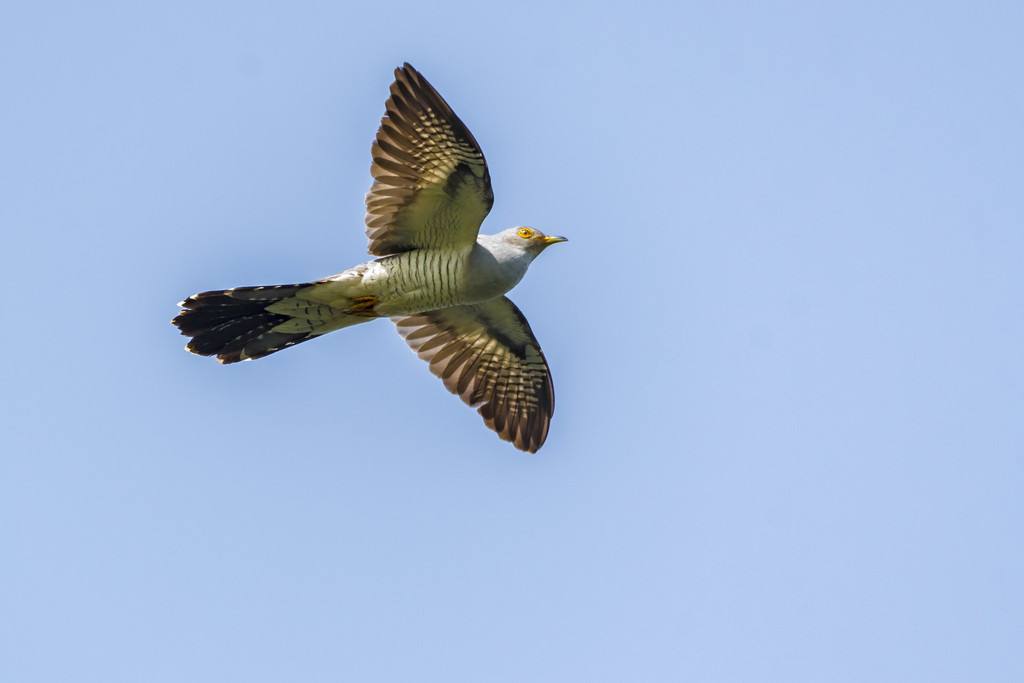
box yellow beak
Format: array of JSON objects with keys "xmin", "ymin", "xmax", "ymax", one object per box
[{"xmin": 541, "ymin": 235, "xmax": 568, "ymax": 245}]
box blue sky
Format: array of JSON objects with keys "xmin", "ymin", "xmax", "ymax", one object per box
[{"xmin": 2, "ymin": 1, "xmax": 1022, "ymax": 680}]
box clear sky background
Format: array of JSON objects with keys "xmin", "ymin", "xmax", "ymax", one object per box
[{"xmin": 2, "ymin": 1, "xmax": 1022, "ymax": 681}]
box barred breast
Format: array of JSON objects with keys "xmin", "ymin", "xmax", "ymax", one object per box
[{"xmin": 368, "ymin": 247, "xmax": 473, "ymax": 315}]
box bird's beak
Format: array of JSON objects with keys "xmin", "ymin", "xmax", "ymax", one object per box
[{"xmin": 541, "ymin": 235, "xmax": 568, "ymax": 245}]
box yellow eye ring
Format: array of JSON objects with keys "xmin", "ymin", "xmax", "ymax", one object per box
[{"xmin": 517, "ymin": 227, "xmax": 535, "ymax": 239}]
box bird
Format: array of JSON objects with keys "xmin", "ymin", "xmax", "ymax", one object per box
[{"xmin": 172, "ymin": 63, "xmax": 567, "ymax": 453}]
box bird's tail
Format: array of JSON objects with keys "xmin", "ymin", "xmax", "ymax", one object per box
[{"xmin": 172, "ymin": 283, "xmax": 372, "ymax": 364}]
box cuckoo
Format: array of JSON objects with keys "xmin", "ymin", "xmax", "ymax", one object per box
[{"xmin": 172, "ymin": 63, "xmax": 567, "ymax": 453}]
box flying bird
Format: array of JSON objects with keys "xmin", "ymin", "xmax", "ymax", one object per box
[{"xmin": 172, "ymin": 63, "xmax": 567, "ymax": 453}]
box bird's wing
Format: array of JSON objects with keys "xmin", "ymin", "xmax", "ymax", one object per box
[
  {"xmin": 393, "ymin": 296, "xmax": 554, "ymax": 453},
  {"xmin": 365, "ymin": 63, "xmax": 494, "ymax": 256}
]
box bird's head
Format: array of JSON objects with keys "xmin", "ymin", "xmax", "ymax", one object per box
[{"xmin": 498, "ymin": 226, "xmax": 569, "ymax": 255}]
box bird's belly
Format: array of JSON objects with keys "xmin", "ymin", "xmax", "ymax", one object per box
[{"xmin": 368, "ymin": 249, "xmax": 486, "ymax": 315}]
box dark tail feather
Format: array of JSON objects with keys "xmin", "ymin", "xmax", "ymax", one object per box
[{"xmin": 172, "ymin": 284, "xmax": 316, "ymax": 364}]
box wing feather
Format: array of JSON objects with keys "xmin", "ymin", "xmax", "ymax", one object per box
[
  {"xmin": 393, "ymin": 297, "xmax": 555, "ymax": 453},
  {"xmin": 365, "ymin": 63, "xmax": 493, "ymax": 256}
]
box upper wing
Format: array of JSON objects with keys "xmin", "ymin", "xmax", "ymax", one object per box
[
  {"xmin": 393, "ymin": 297, "xmax": 555, "ymax": 453},
  {"xmin": 365, "ymin": 63, "xmax": 494, "ymax": 256}
]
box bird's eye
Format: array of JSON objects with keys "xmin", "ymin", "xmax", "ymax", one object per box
[{"xmin": 517, "ymin": 228, "xmax": 534, "ymax": 239}]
